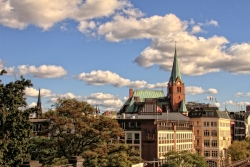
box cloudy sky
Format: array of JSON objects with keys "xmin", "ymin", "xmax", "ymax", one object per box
[{"xmin": 1, "ymin": 0, "xmax": 250, "ymax": 112}]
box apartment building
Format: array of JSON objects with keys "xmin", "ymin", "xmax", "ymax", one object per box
[{"xmin": 189, "ymin": 108, "xmax": 231, "ymax": 167}]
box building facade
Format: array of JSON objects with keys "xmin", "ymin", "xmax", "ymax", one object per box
[
  {"xmin": 189, "ymin": 108, "xmax": 231, "ymax": 167},
  {"xmin": 228, "ymin": 111, "xmax": 246, "ymax": 142},
  {"xmin": 117, "ymin": 48, "xmax": 194, "ymax": 167}
]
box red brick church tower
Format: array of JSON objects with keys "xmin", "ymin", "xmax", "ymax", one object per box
[{"xmin": 167, "ymin": 46, "xmax": 186, "ymax": 112}]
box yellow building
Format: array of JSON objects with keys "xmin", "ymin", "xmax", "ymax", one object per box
[{"xmin": 189, "ymin": 107, "xmax": 231, "ymax": 167}]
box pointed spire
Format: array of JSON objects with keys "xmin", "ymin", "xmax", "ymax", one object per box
[
  {"xmin": 37, "ymin": 88, "xmax": 41, "ymax": 109},
  {"xmin": 170, "ymin": 42, "xmax": 182, "ymax": 83}
]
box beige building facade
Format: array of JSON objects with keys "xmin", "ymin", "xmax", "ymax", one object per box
[{"xmin": 189, "ymin": 108, "xmax": 231, "ymax": 167}]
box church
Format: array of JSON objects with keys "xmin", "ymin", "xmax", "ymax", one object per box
[{"xmin": 117, "ymin": 47, "xmax": 194, "ymax": 167}]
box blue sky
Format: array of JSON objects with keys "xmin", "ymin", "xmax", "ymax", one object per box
[{"xmin": 1, "ymin": 0, "xmax": 250, "ymax": 112}]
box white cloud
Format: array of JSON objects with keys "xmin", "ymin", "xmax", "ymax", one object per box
[
  {"xmin": 207, "ymin": 88, "xmax": 218, "ymax": 94},
  {"xmin": 234, "ymin": 92, "xmax": 250, "ymax": 97},
  {"xmin": 25, "ymin": 87, "xmax": 55, "ymax": 97},
  {"xmin": 77, "ymin": 21, "xmax": 96, "ymax": 34},
  {"xmin": 207, "ymin": 20, "xmax": 219, "ymax": 26},
  {"xmin": 75, "ymin": 70, "xmax": 170, "ymax": 89},
  {"xmin": 0, "ymin": 0, "xmax": 133, "ymax": 30},
  {"xmin": 224, "ymin": 100, "xmax": 250, "ymax": 106},
  {"xmin": 190, "ymin": 25, "xmax": 204, "ymax": 34},
  {"xmin": 186, "ymin": 86, "xmax": 205, "ymax": 95},
  {"xmin": 98, "ymin": 14, "xmax": 187, "ymax": 42},
  {"xmin": 8, "ymin": 65, "xmax": 67, "ymax": 78},
  {"xmin": 186, "ymin": 86, "xmax": 218, "ymax": 95},
  {"xmin": 145, "ymin": 82, "xmax": 168, "ymax": 89},
  {"xmin": 28, "ymin": 102, "xmax": 37, "ymax": 108},
  {"xmin": 235, "ymin": 92, "xmax": 244, "ymax": 97},
  {"xmin": 214, "ymin": 102, "xmax": 220, "ymax": 107},
  {"xmin": 87, "ymin": 92, "xmax": 118, "ymax": 100},
  {"xmin": 75, "ymin": 70, "xmax": 147, "ymax": 88}
]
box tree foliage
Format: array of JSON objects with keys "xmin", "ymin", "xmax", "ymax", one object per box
[
  {"xmin": 0, "ymin": 70, "xmax": 35, "ymax": 166},
  {"xmin": 29, "ymin": 98, "xmax": 141, "ymax": 166},
  {"xmin": 162, "ymin": 150, "xmax": 208, "ymax": 167},
  {"xmin": 228, "ymin": 138, "xmax": 250, "ymax": 162}
]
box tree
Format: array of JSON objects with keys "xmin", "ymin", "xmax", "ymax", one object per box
[
  {"xmin": 162, "ymin": 150, "xmax": 208, "ymax": 167},
  {"xmin": 0, "ymin": 70, "xmax": 35, "ymax": 166},
  {"xmin": 228, "ymin": 140, "xmax": 250, "ymax": 162},
  {"xmin": 29, "ymin": 98, "xmax": 141, "ymax": 166}
]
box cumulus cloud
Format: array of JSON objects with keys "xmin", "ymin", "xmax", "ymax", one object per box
[
  {"xmin": 87, "ymin": 92, "xmax": 119, "ymax": 100},
  {"xmin": 98, "ymin": 14, "xmax": 187, "ymax": 42},
  {"xmin": 75, "ymin": 70, "xmax": 170, "ymax": 89},
  {"xmin": 25, "ymin": 87, "xmax": 55, "ymax": 97},
  {"xmin": 224, "ymin": 100, "xmax": 250, "ymax": 106},
  {"xmin": 0, "ymin": 0, "xmax": 134, "ymax": 30},
  {"xmin": 186, "ymin": 86, "xmax": 218, "ymax": 95},
  {"xmin": 207, "ymin": 88, "xmax": 218, "ymax": 94},
  {"xmin": 8, "ymin": 65, "xmax": 67, "ymax": 78},
  {"xmin": 186, "ymin": 86, "xmax": 205, "ymax": 95},
  {"xmin": 75, "ymin": 70, "xmax": 146, "ymax": 88},
  {"xmin": 235, "ymin": 92, "xmax": 245, "ymax": 97}
]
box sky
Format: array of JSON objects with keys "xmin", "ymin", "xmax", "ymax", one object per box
[{"xmin": 1, "ymin": 0, "xmax": 250, "ymax": 112}]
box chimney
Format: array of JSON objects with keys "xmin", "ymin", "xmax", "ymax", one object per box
[{"xmin": 129, "ymin": 88, "xmax": 133, "ymax": 98}]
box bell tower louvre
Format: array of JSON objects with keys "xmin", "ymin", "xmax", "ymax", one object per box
[{"xmin": 167, "ymin": 45, "xmax": 186, "ymax": 112}]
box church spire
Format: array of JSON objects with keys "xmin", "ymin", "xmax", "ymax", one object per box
[
  {"xmin": 36, "ymin": 88, "xmax": 42, "ymax": 118},
  {"xmin": 169, "ymin": 42, "xmax": 182, "ymax": 83},
  {"xmin": 37, "ymin": 88, "xmax": 41, "ymax": 109}
]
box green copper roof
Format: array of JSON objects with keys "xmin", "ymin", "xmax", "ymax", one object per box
[
  {"xmin": 179, "ymin": 99, "xmax": 187, "ymax": 113},
  {"xmin": 126, "ymin": 90, "xmax": 165, "ymax": 112},
  {"xmin": 170, "ymin": 47, "xmax": 182, "ymax": 83}
]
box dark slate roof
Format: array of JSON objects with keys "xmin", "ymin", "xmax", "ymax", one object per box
[{"xmin": 188, "ymin": 108, "xmax": 230, "ymax": 119}]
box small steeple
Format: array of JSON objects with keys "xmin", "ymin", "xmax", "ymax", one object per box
[
  {"xmin": 179, "ymin": 99, "xmax": 187, "ymax": 113},
  {"xmin": 37, "ymin": 88, "xmax": 41, "ymax": 109},
  {"xmin": 36, "ymin": 88, "xmax": 42, "ymax": 118},
  {"xmin": 169, "ymin": 42, "xmax": 182, "ymax": 83}
]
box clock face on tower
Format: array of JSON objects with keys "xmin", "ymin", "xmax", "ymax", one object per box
[{"xmin": 177, "ymin": 81, "xmax": 180, "ymax": 85}]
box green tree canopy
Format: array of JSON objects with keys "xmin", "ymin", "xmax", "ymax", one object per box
[
  {"xmin": 0, "ymin": 70, "xmax": 36, "ymax": 166},
  {"xmin": 29, "ymin": 98, "xmax": 141, "ymax": 166},
  {"xmin": 162, "ymin": 150, "xmax": 208, "ymax": 167},
  {"xmin": 228, "ymin": 139, "xmax": 250, "ymax": 162}
]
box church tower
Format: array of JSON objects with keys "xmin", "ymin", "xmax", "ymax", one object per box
[
  {"xmin": 36, "ymin": 88, "xmax": 42, "ymax": 118},
  {"xmin": 167, "ymin": 46, "xmax": 186, "ymax": 112}
]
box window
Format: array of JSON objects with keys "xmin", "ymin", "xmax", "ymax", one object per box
[
  {"xmin": 211, "ymin": 122, "xmax": 217, "ymax": 127},
  {"xmin": 212, "ymin": 151, "xmax": 218, "ymax": 157},
  {"xmin": 134, "ymin": 133, "xmax": 140, "ymax": 140},
  {"xmin": 129, "ymin": 122, "xmax": 135, "ymax": 127},
  {"xmin": 204, "ymin": 130, "xmax": 209, "ymax": 136},
  {"xmin": 197, "ymin": 130, "xmax": 199, "ymax": 136},
  {"xmin": 127, "ymin": 133, "xmax": 132, "ymax": 140},
  {"xmin": 177, "ymin": 87, "xmax": 181, "ymax": 93},
  {"xmin": 136, "ymin": 122, "xmax": 141, "ymax": 128},
  {"xmin": 204, "ymin": 151, "xmax": 210, "ymax": 157},
  {"xmin": 126, "ymin": 133, "xmax": 132, "ymax": 144},
  {"xmin": 204, "ymin": 122, "xmax": 209, "ymax": 127},
  {"xmin": 212, "ymin": 130, "xmax": 217, "ymax": 136},
  {"xmin": 204, "ymin": 140, "xmax": 210, "ymax": 147},
  {"xmin": 134, "ymin": 133, "xmax": 140, "ymax": 144},
  {"xmin": 211, "ymin": 140, "xmax": 217, "ymax": 147}
]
